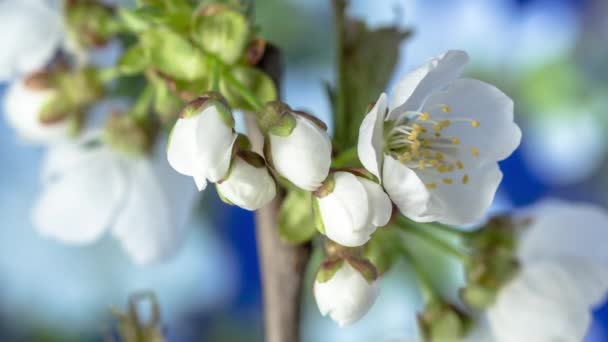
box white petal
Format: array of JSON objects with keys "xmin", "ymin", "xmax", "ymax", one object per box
[
  {"xmin": 358, "ymin": 177, "xmax": 392, "ymax": 227},
  {"xmin": 357, "ymin": 93, "xmax": 387, "ymax": 180},
  {"xmin": 422, "ymin": 78, "xmax": 521, "ymax": 163},
  {"xmin": 194, "ymin": 105, "xmax": 237, "ymax": 182},
  {"xmin": 314, "ymin": 262, "xmax": 379, "ymax": 326},
  {"xmin": 519, "ymin": 200, "xmax": 608, "ymax": 265},
  {"xmin": 319, "ymin": 172, "xmax": 372, "ymax": 247},
  {"xmin": 216, "ymin": 157, "xmax": 276, "ymax": 211},
  {"xmin": 32, "ymin": 146, "xmax": 126, "ymax": 244},
  {"xmin": 388, "ymin": 50, "xmax": 469, "ymax": 116},
  {"xmin": 382, "ymin": 156, "xmax": 438, "ymax": 222},
  {"xmin": 270, "ymin": 115, "xmax": 332, "ymax": 191},
  {"xmin": 4, "ymin": 78, "xmax": 68, "ymax": 142},
  {"xmin": 0, "ymin": 0, "xmax": 62, "ymax": 80},
  {"xmin": 111, "ymin": 150, "xmax": 197, "ymax": 265},
  {"xmin": 167, "ymin": 117, "xmax": 199, "ymax": 177},
  {"xmin": 487, "ymin": 260, "xmax": 600, "ymax": 342},
  {"xmin": 193, "ymin": 174, "xmax": 207, "ymax": 191},
  {"xmin": 425, "ymin": 162, "xmax": 503, "ymax": 226}
]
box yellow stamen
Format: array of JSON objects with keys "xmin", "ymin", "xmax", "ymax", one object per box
[
  {"xmin": 419, "ymin": 112, "xmax": 430, "ymax": 121},
  {"xmin": 441, "ymin": 105, "xmax": 451, "ymax": 113},
  {"xmin": 443, "ymin": 178, "xmax": 453, "ymax": 184},
  {"xmin": 462, "ymin": 174, "xmax": 469, "ymax": 184},
  {"xmin": 471, "ymin": 120, "xmax": 480, "ymax": 128},
  {"xmin": 471, "ymin": 147, "xmax": 479, "ymax": 157},
  {"xmin": 418, "ymin": 160, "xmax": 426, "ymax": 170},
  {"xmin": 456, "ymin": 160, "xmax": 464, "ymax": 170},
  {"xmin": 426, "ymin": 183, "xmax": 437, "ymax": 189},
  {"xmin": 451, "ymin": 137, "xmax": 460, "ymax": 145}
]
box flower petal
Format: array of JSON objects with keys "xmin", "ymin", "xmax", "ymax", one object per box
[
  {"xmin": 194, "ymin": 106, "xmax": 237, "ymax": 182},
  {"xmin": 32, "ymin": 147, "xmax": 126, "ymax": 244},
  {"xmin": 382, "ymin": 156, "xmax": 437, "ymax": 222},
  {"xmin": 167, "ymin": 117, "xmax": 199, "ymax": 177},
  {"xmin": 111, "ymin": 152, "xmax": 197, "ymax": 265},
  {"xmin": 357, "ymin": 93, "xmax": 387, "ymax": 180},
  {"xmin": 216, "ymin": 156, "xmax": 276, "ymax": 211},
  {"xmin": 388, "ymin": 50, "xmax": 469, "ymax": 116},
  {"xmin": 519, "ymin": 200, "xmax": 608, "ymax": 266},
  {"xmin": 422, "ymin": 78, "xmax": 521, "ymax": 163},
  {"xmin": 423, "ymin": 162, "xmax": 503, "ymax": 226},
  {"xmin": 358, "ymin": 177, "xmax": 392, "ymax": 227}
]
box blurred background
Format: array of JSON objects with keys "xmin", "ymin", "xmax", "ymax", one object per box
[{"xmin": 1, "ymin": 0, "xmax": 607, "ymax": 340}]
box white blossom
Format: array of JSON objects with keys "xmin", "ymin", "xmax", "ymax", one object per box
[
  {"xmin": 216, "ymin": 154, "xmax": 276, "ymax": 211},
  {"xmin": 269, "ymin": 115, "xmax": 332, "ymax": 191},
  {"xmin": 315, "ymin": 172, "xmax": 392, "ymax": 247},
  {"xmin": 3, "ymin": 76, "xmax": 69, "ymax": 142},
  {"xmin": 473, "ymin": 200, "xmax": 608, "ymax": 342},
  {"xmin": 0, "ymin": 0, "xmax": 63, "ymax": 81},
  {"xmin": 358, "ymin": 50, "xmax": 521, "ymax": 225},
  {"xmin": 32, "ymin": 135, "xmax": 197, "ymax": 265},
  {"xmin": 314, "ymin": 261, "xmax": 379, "ymax": 327},
  {"xmin": 167, "ymin": 98, "xmax": 237, "ymax": 191}
]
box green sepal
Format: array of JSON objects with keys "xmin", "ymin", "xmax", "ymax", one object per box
[
  {"xmin": 103, "ymin": 115, "xmax": 152, "ymax": 157},
  {"xmin": 179, "ymin": 93, "xmax": 234, "ymax": 128},
  {"xmin": 278, "ymin": 189, "xmax": 317, "ymax": 245},
  {"xmin": 140, "ymin": 28, "xmax": 208, "ymax": 81},
  {"xmin": 345, "ymin": 256, "xmax": 378, "ymax": 284},
  {"xmin": 313, "ymin": 173, "xmax": 335, "ymax": 198},
  {"xmin": 316, "ymin": 257, "xmax": 344, "ymax": 283},
  {"xmin": 64, "ymin": 0, "xmax": 122, "ymax": 47},
  {"xmin": 219, "ymin": 66, "xmax": 277, "ymax": 111},
  {"xmin": 268, "ymin": 113, "xmax": 296, "ymax": 137},
  {"xmin": 312, "ymin": 197, "xmax": 326, "ymax": 235},
  {"xmin": 191, "ymin": 5, "xmax": 250, "ymax": 65},
  {"xmin": 364, "ymin": 228, "xmax": 400, "ymax": 276},
  {"xmin": 418, "ymin": 302, "xmax": 470, "ymax": 342},
  {"xmin": 151, "ymin": 78, "xmax": 183, "ymax": 123},
  {"xmin": 237, "ymin": 150, "xmax": 266, "ymax": 168},
  {"xmin": 118, "ymin": 44, "xmax": 149, "ymax": 75}
]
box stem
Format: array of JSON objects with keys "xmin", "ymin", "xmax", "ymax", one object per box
[
  {"xmin": 331, "ymin": 0, "xmax": 348, "ymax": 151},
  {"xmin": 130, "ymin": 84, "xmax": 154, "ymax": 120},
  {"xmin": 210, "ymin": 58, "xmax": 221, "ymax": 92},
  {"xmin": 222, "ymin": 70, "xmax": 265, "ymax": 112},
  {"xmin": 244, "ymin": 48, "xmax": 311, "ymax": 342},
  {"xmin": 396, "ymin": 220, "xmax": 469, "ymax": 262},
  {"xmin": 398, "ymin": 246, "xmax": 437, "ymax": 305},
  {"xmin": 331, "ymin": 146, "xmax": 359, "ymax": 168}
]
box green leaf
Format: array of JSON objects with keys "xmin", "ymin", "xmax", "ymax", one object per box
[
  {"xmin": 331, "ymin": 0, "xmax": 411, "ymax": 151},
  {"xmin": 140, "ymin": 28, "xmax": 208, "ymax": 81},
  {"xmin": 278, "ymin": 189, "xmax": 317, "ymax": 244},
  {"xmin": 118, "ymin": 44, "xmax": 149, "ymax": 75},
  {"xmin": 219, "ymin": 66, "xmax": 277, "ymax": 111}
]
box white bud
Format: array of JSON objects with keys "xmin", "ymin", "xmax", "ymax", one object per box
[
  {"xmin": 269, "ymin": 115, "xmax": 331, "ymax": 191},
  {"xmin": 314, "ymin": 261, "xmax": 379, "ymax": 326},
  {"xmin": 167, "ymin": 96, "xmax": 237, "ymax": 190},
  {"xmin": 316, "ymin": 172, "xmax": 392, "ymax": 247},
  {"xmin": 4, "ymin": 77, "xmax": 68, "ymax": 143},
  {"xmin": 217, "ymin": 155, "xmax": 277, "ymax": 211}
]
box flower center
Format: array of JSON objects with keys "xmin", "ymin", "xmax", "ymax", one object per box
[{"xmin": 384, "ymin": 104, "xmax": 481, "ymax": 189}]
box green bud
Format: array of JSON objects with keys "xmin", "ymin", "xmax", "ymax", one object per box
[
  {"xmin": 278, "ymin": 188, "xmax": 317, "ymax": 244},
  {"xmin": 364, "ymin": 228, "xmax": 400, "ymax": 276},
  {"xmin": 219, "ymin": 66, "xmax": 277, "ymax": 112},
  {"xmin": 192, "ymin": 5, "xmax": 250, "ymax": 65},
  {"xmin": 64, "ymin": 0, "xmax": 121, "ymax": 47},
  {"xmin": 103, "ymin": 115, "xmax": 152, "ymax": 157},
  {"xmin": 418, "ymin": 302, "xmax": 470, "ymax": 342},
  {"xmin": 313, "ymin": 174, "xmax": 336, "ymax": 198},
  {"xmin": 118, "ymin": 44, "xmax": 149, "ymax": 75},
  {"xmin": 268, "ymin": 113, "xmax": 296, "ymax": 137}
]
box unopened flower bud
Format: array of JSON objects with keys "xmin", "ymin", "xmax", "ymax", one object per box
[
  {"xmin": 264, "ymin": 102, "xmax": 332, "ymax": 191},
  {"xmin": 167, "ymin": 93, "xmax": 237, "ymax": 190},
  {"xmin": 418, "ymin": 301, "xmax": 470, "ymax": 342},
  {"xmin": 104, "ymin": 114, "xmax": 152, "ymax": 157},
  {"xmin": 64, "ymin": 0, "xmax": 121, "ymax": 47},
  {"xmin": 314, "ymin": 257, "xmax": 378, "ymax": 327},
  {"xmin": 216, "ymin": 151, "xmax": 276, "ymax": 210},
  {"xmin": 192, "ymin": 4, "xmax": 249, "ymax": 65},
  {"xmin": 313, "ymin": 171, "xmax": 391, "ymax": 247},
  {"xmin": 4, "ymin": 75, "xmax": 69, "ymax": 142}
]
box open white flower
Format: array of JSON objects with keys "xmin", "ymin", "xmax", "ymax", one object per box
[
  {"xmin": 314, "ymin": 260, "xmax": 379, "ymax": 327},
  {"xmin": 358, "ymin": 50, "xmax": 521, "ymax": 225},
  {"xmin": 268, "ymin": 114, "xmax": 332, "ymax": 191},
  {"xmin": 476, "ymin": 200, "xmax": 608, "ymax": 342},
  {"xmin": 4, "ymin": 76, "xmax": 69, "ymax": 143},
  {"xmin": 167, "ymin": 96, "xmax": 237, "ymax": 191},
  {"xmin": 216, "ymin": 153, "xmax": 277, "ymax": 211},
  {"xmin": 0, "ymin": 0, "xmax": 63, "ymax": 81},
  {"xmin": 314, "ymin": 171, "xmax": 392, "ymax": 247},
  {"xmin": 32, "ymin": 135, "xmax": 197, "ymax": 265}
]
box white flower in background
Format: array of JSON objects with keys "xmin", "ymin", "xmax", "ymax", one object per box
[
  {"xmin": 473, "ymin": 200, "xmax": 608, "ymax": 342},
  {"xmin": 315, "ymin": 171, "xmax": 392, "ymax": 247},
  {"xmin": 358, "ymin": 50, "xmax": 521, "ymax": 225},
  {"xmin": 216, "ymin": 153, "xmax": 277, "ymax": 211},
  {"xmin": 268, "ymin": 114, "xmax": 332, "ymax": 191},
  {"xmin": 167, "ymin": 96, "xmax": 237, "ymax": 191},
  {"xmin": 3, "ymin": 76, "xmax": 69, "ymax": 142},
  {"xmin": 314, "ymin": 260, "xmax": 379, "ymax": 327},
  {"xmin": 32, "ymin": 135, "xmax": 197, "ymax": 265},
  {"xmin": 0, "ymin": 0, "xmax": 63, "ymax": 81}
]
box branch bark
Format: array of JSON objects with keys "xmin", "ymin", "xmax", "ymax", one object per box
[{"xmin": 247, "ymin": 44, "xmax": 312, "ymax": 342}]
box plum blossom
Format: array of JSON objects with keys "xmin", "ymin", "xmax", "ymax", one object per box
[
  {"xmin": 358, "ymin": 50, "xmax": 521, "ymax": 225},
  {"xmin": 32, "ymin": 135, "xmax": 197, "ymax": 265}
]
